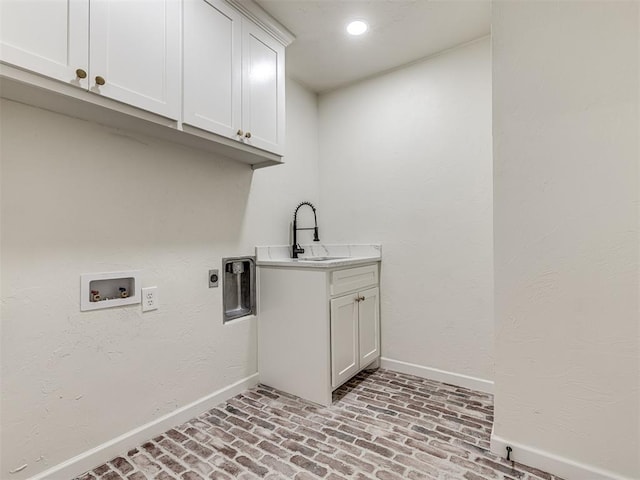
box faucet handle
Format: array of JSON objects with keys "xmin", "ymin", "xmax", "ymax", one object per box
[{"xmin": 292, "ymin": 245, "xmax": 305, "ymax": 258}]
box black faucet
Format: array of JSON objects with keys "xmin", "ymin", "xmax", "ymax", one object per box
[{"xmin": 292, "ymin": 201, "xmax": 319, "ymax": 258}]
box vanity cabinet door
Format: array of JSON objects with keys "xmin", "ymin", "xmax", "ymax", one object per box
[
  {"xmin": 358, "ymin": 286, "xmax": 380, "ymax": 367},
  {"xmin": 330, "ymin": 294, "xmax": 359, "ymax": 389},
  {"xmin": 0, "ymin": 0, "xmax": 89, "ymax": 87},
  {"xmin": 89, "ymin": 0, "xmax": 181, "ymax": 119}
]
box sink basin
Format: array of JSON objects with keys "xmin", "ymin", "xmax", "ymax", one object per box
[{"xmin": 297, "ymin": 256, "xmax": 348, "ymax": 262}]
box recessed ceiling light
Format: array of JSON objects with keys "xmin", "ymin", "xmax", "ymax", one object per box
[{"xmin": 346, "ymin": 20, "xmax": 368, "ymax": 36}]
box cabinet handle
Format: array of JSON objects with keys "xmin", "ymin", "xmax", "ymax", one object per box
[
  {"xmin": 355, "ymin": 296, "xmax": 365, "ymax": 302},
  {"xmin": 244, "ymin": 132, "xmax": 252, "ymax": 139},
  {"xmin": 237, "ymin": 129, "xmax": 244, "ymax": 136},
  {"xmin": 95, "ymin": 76, "xmax": 106, "ymax": 86},
  {"xmin": 75, "ymin": 68, "xmax": 87, "ymax": 79},
  {"xmin": 360, "ymin": 296, "xmax": 365, "ymax": 301}
]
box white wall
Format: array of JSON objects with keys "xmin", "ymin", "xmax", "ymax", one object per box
[
  {"xmin": 0, "ymin": 78, "xmax": 319, "ymax": 479},
  {"xmin": 318, "ymin": 38, "xmax": 494, "ymax": 389},
  {"xmin": 492, "ymin": 2, "xmax": 639, "ymax": 479}
]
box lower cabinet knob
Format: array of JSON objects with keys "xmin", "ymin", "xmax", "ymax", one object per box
[
  {"xmin": 237, "ymin": 129, "xmax": 244, "ymax": 136},
  {"xmin": 245, "ymin": 132, "xmax": 252, "ymax": 139},
  {"xmin": 75, "ymin": 68, "xmax": 87, "ymax": 79},
  {"xmin": 95, "ymin": 76, "xmax": 106, "ymax": 86}
]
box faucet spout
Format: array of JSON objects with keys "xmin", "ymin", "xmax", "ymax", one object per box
[{"xmin": 292, "ymin": 201, "xmax": 320, "ymax": 258}]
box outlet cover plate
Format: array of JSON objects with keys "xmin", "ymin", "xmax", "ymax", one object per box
[{"xmin": 142, "ymin": 286, "xmax": 158, "ymax": 312}]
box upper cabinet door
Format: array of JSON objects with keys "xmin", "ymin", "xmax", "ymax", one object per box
[
  {"xmin": 183, "ymin": 0, "xmax": 242, "ymax": 138},
  {"xmin": 89, "ymin": 0, "xmax": 180, "ymax": 120},
  {"xmin": 0, "ymin": 0, "xmax": 89, "ymax": 87},
  {"xmin": 241, "ymin": 20, "xmax": 285, "ymax": 155}
]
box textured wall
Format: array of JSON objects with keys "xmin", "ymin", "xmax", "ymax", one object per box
[
  {"xmin": 318, "ymin": 38, "xmax": 494, "ymax": 384},
  {"xmin": 0, "ymin": 79, "xmax": 319, "ymax": 479},
  {"xmin": 492, "ymin": 1, "xmax": 640, "ymax": 477}
]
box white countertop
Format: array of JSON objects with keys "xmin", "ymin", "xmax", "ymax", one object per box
[{"xmin": 255, "ymin": 244, "xmax": 381, "ymax": 269}]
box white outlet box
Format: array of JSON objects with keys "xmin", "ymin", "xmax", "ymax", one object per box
[{"xmin": 141, "ymin": 286, "xmax": 158, "ymax": 312}]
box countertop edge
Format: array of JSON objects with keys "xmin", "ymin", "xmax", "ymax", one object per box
[{"xmin": 256, "ymin": 257, "xmax": 381, "ymax": 270}]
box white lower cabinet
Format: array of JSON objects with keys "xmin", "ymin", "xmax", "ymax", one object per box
[
  {"xmin": 258, "ymin": 263, "xmax": 380, "ymax": 406},
  {"xmin": 330, "ymin": 293, "xmax": 359, "ymax": 388},
  {"xmin": 358, "ymin": 287, "xmax": 381, "ymax": 366},
  {"xmin": 330, "ymin": 286, "xmax": 380, "ymax": 389}
]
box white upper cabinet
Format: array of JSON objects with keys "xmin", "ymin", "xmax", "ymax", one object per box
[
  {"xmin": 241, "ymin": 20, "xmax": 284, "ymax": 154},
  {"xmin": 0, "ymin": 0, "xmax": 89, "ymax": 87},
  {"xmin": 183, "ymin": 0, "xmax": 242, "ymax": 138},
  {"xmin": 0, "ymin": 0, "xmax": 290, "ymax": 164},
  {"xmin": 183, "ymin": 0, "xmax": 286, "ymax": 155},
  {"xmin": 89, "ymin": 0, "xmax": 181, "ymax": 119},
  {"xmin": 1, "ymin": 0, "xmax": 180, "ymax": 119}
]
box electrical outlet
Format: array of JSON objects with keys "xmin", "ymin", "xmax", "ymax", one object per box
[{"xmin": 141, "ymin": 286, "xmax": 158, "ymax": 312}]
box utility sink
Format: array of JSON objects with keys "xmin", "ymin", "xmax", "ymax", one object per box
[{"xmin": 297, "ymin": 256, "xmax": 348, "ymax": 262}]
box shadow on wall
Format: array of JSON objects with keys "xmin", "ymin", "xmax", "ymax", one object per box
[{"xmin": 1, "ymin": 99, "xmax": 254, "ymax": 254}]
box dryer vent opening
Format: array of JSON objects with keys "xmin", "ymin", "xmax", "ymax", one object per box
[{"xmin": 222, "ymin": 257, "xmax": 256, "ymax": 322}]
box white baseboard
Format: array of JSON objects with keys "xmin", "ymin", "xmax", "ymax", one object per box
[
  {"xmin": 29, "ymin": 373, "xmax": 260, "ymax": 480},
  {"xmin": 380, "ymin": 357, "xmax": 494, "ymax": 394},
  {"xmin": 490, "ymin": 431, "xmax": 636, "ymax": 480}
]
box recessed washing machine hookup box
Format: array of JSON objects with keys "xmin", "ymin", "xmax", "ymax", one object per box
[{"xmin": 80, "ymin": 270, "xmax": 140, "ymax": 311}]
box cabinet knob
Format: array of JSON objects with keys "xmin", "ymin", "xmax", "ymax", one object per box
[
  {"xmin": 244, "ymin": 132, "xmax": 252, "ymax": 139},
  {"xmin": 237, "ymin": 129, "xmax": 244, "ymax": 136},
  {"xmin": 95, "ymin": 76, "xmax": 106, "ymax": 86},
  {"xmin": 75, "ymin": 68, "xmax": 87, "ymax": 79}
]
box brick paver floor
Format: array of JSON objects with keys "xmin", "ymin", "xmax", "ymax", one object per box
[{"xmin": 75, "ymin": 369, "xmax": 562, "ymax": 480}]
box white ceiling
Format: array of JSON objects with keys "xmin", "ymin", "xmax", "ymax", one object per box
[{"xmin": 255, "ymin": 0, "xmax": 491, "ymax": 93}]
